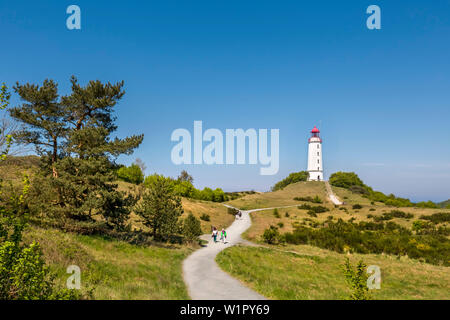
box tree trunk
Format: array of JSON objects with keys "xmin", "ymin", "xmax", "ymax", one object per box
[{"xmin": 52, "ymin": 138, "xmax": 58, "ymax": 178}]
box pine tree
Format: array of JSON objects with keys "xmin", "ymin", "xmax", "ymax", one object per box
[
  {"xmin": 9, "ymin": 80, "xmax": 67, "ymax": 177},
  {"xmin": 11, "ymin": 77, "xmax": 143, "ymax": 230},
  {"xmin": 135, "ymin": 176, "xmax": 183, "ymax": 241},
  {"xmin": 182, "ymin": 213, "xmax": 202, "ymax": 242},
  {"xmin": 53, "ymin": 77, "xmax": 143, "ymax": 227}
]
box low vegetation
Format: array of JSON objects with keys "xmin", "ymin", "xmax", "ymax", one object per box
[
  {"xmin": 216, "ymin": 245, "xmax": 450, "ymax": 300},
  {"xmin": 329, "ymin": 172, "xmax": 440, "ymax": 208},
  {"xmin": 271, "ymin": 171, "xmax": 309, "ymax": 191}
]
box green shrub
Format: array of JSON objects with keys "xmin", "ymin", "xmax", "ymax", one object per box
[
  {"xmin": 200, "ymin": 214, "xmax": 210, "ymax": 222},
  {"xmin": 307, "ymin": 211, "xmax": 317, "ymax": 217},
  {"xmin": 293, "ymin": 195, "xmax": 322, "ymax": 204},
  {"xmin": 283, "ymin": 219, "xmax": 449, "ymax": 266},
  {"xmin": 420, "ymin": 212, "xmax": 450, "ymax": 224},
  {"xmin": 272, "ymin": 171, "xmax": 308, "ymax": 191},
  {"xmin": 352, "ymin": 204, "xmax": 362, "ymax": 210},
  {"xmin": 342, "ymin": 258, "xmax": 371, "ymax": 300},
  {"xmin": 117, "ymin": 164, "xmax": 144, "ymax": 184},
  {"xmin": 371, "ymin": 210, "xmax": 414, "ymax": 222},
  {"xmin": 262, "ymin": 226, "xmax": 281, "ymax": 245},
  {"xmin": 227, "ymin": 207, "xmax": 239, "ymax": 216},
  {"xmin": 273, "ymin": 209, "xmax": 280, "ymax": 218},
  {"xmin": 182, "ymin": 213, "xmax": 202, "ymax": 242}
]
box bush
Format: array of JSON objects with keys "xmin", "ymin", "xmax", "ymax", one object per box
[
  {"xmin": 200, "ymin": 214, "xmax": 210, "ymax": 221},
  {"xmin": 342, "ymin": 258, "xmax": 371, "ymax": 300},
  {"xmin": 352, "ymin": 204, "xmax": 363, "ymax": 210},
  {"xmin": 293, "ymin": 195, "xmax": 322, "ymax": 204},
  {"xmin": 262, "ymin": 226, "xmax": 281, "ymax": 244},
  {"xmin": 282, "ymin": 219, "xmax": 450, "ymax": 266},
  {"xmin": 0, "ymin": 216, "xmax": 78, "ymax": 300},
  {"xmin": 272, "ymin": 171, "xmax": 308, "ymax": 191},
  {"xmin": 329, "ymin": 172, "xmax": 365, "ymax": 189},
  {"xmin": 307, "ymin": 211, "xmax": 317, "ymax": 217},
  {"xmin": 117, "ymin": 164, "xmax": 144, "ymax": 185},
  {"xmin": 420, "ymin": 212, "xmax": 450, "ymax": 224},
  {"xmin": 273, "ymin": 209, "xmax": 280, "ymax": 218},
  {"xmin": 371, "ymin": 210, "xmax": 414, "ymax": 222},
  {"xmin": 182, "ymin": 213, "xmax": 202, "ymax": 242}
]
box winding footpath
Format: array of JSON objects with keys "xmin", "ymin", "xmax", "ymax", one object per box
[
  {"xmin": 182, "ymin": 204, "xmax": 297, "ymax": 300},
  {"xmin": 325, "ymin": 181, "xmax": 343, "ymax": 205}
]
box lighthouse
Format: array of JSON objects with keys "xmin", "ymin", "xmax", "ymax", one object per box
[{"xmin": 307, "ymin": 126, "xmax": 323, "ymax": 181}]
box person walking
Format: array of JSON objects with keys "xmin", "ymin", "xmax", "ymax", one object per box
[
  {"xmin": 220, "ymin": 228, "xmax": 227, "ymax": 244},
  {"xmin": 212, "ymin": 227, "xmax": 218, "ymax": 243}
]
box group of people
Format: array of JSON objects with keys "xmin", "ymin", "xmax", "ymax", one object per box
[
  {"xmin": 211, "ymin": 209, "xmax": 243, "ymax": 244},
  {"xmin": 211, "ymin": 227, "xmax": 227, "ymax": 243}
]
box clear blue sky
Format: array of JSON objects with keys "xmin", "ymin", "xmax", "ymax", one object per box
[{"xmin": 1, "ymin": 0, "xmax": 449, "ymax": 201}]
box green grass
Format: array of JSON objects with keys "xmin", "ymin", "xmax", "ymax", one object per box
[
  {"xmin": 216, "ymin": 245, "xmax": 450, "ymax": 300},
  {"xmin": 25, "ymin": 227, "xmax": 191, "ymax": 300}
]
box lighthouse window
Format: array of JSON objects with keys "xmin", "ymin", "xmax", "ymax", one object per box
[
  {"xmin": 317, "ymin": 145, "xmax": 319, "ymax": 149},
  {"xmin": 317, "ymin": 160, "xmax": 320, "ymax": 164},
  {"xmin": 317, "ymin": 152, "xmax": 320, "ymax": 156}
]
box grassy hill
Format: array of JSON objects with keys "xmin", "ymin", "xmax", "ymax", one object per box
[
  {"xmin": 439, "ymin": 199, "xmax": 450, "ymax": 208},
  {"xmin": 217, "ymin": 181, "xmax": 450, "ymax": 300},
  {"xmin": 217, "ymin": 245, "xmax": 450, "ymax": 300},
  {"xmin": 226, "ymin": 181, "xmax": 329, "ymax": 210},
  {"xmin": 1, "ymin": 156, "xmax": 234, "ymax": 299}
]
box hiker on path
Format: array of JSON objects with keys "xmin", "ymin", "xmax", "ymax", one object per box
[
  {"xmin": 212, "ymin": 227, "xmax": 218, "ymax": 243},
  {"xmin": 220, "ymin": 228, "xmax": 227, "ymax": 243}
]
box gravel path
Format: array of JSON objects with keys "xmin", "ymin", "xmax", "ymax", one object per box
[{"xmin": 183, "ymin": 205, "xmax": 297, "ymax": 300}]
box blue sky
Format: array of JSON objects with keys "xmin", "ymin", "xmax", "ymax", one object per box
[{"xmin": 1, "ymin": 0, "xmax": 449, "ymax": 201}]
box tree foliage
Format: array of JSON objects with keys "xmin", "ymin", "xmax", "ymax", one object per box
[
  {"xmin": 11, "ymin": 77, "xmax": 143, "ymax": 230},
  {"xmin": 117, "ymin": 164, "xmax": 144, "ymax": 185},
  {"xmin": 272, "ymin": 171, "xmax": 309, "ymax": 191},
  {"xmin": 182, "ymin": 213, "xmax": 202, "ymax": 242},
  {"xmin": 144, "ymin": 173, "xmax": 228, "ymax": 203},
  {"xmin": 0, "ymin": 87, "xmax": 77, "ymax": 300},
  {"xmin": 135, "ymin": 176, "xmax": 183, "ymax": 240},
  {"xmin": 329, "ymin": 171, "xmax": 436, "ymax": 208}
]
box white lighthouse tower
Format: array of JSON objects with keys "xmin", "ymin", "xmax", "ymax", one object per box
[{"xmin": 307, "ymin": 126, "xmax": 323, "ymax": 181}]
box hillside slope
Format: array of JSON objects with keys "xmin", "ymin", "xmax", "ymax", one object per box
[{"xmin": 217, "ymin": 181, "xmax": 450, "ymax": 300}]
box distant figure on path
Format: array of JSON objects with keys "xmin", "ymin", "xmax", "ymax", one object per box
[
  {"xmin": 212, "ymin": 227, "xmax": 218, "ymax": 243},
  {"xmin": 220, "ymin": 228, "xmax": 227, "ymax": 243}
]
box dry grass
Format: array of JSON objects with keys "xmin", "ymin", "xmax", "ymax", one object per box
[
  {"xmin": 181, "ymin": 198, "xmax": 234, "ymax": 234},
  {"xmin": 226, "ymin": 181, "xmax": 329, "ymax": 210}
]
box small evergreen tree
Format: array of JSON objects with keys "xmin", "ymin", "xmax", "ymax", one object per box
[
  {"xmin": 135, "ymin": 176, "xmax": 183, "ymax": 241},
  {"xmin": 9, "ymin": 80, "xmax": 67, "ymax": 177},
  {"xmin": 342, "ymin": 258, "xmax": 371, "ymax": 300},
  {"xmin": 182, "ymin": 213, "xmax": 202, "ymax": 242}
]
